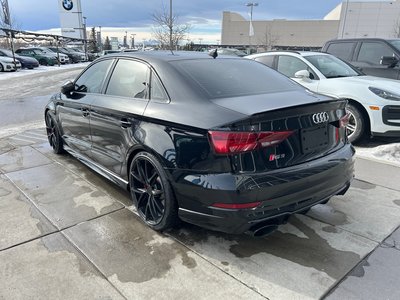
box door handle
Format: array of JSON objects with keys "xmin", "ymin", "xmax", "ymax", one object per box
[
  {"xmin": 81, "ymin": 107, "xmax": 90, "ymax": 117},
  {"xmin": 120, "ymin": 118, "xmax": 132, "ymax": 128}
]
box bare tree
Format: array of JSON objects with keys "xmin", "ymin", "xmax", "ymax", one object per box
[
  {"xmin": 152, "ymin": 2, "xmax": 191, "ymax": 50},
  {"xmin": 258, "ymin": 25, "xmax": 279, "ymax": 51}
]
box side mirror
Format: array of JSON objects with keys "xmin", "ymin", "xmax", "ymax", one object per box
[
  {"xmin": 61, "ymin": 80, "xmax": 75, "ymax": 95},
  {"xmin": 294, "ymin": 70, "xmax": 311, "ymax": 80},
  {"xmin": 380, "ymin": 56, "xmax": 399, "ymax": 67}
]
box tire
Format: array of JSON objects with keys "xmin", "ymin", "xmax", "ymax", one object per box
[
  {"xmin": 129, "ymin": 151, "xmax": 178, "ymax": 231},
  {"xmin": 0, "ymin": 63, "xmax": 3, "ymax": 72},
  {"xmin": 45, "ymin": 112, "xmax": 64, "ymax": 154},
  {"xmin": 346, "ymin": 103, "xmax": 367, "ymax": 144}
]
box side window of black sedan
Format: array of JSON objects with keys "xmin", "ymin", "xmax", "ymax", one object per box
[
  {"xmin": 75, "ymin": 59, "xmax": 114, "ymax": 93},
  {"xmin": 106, "ymin": 59, "xmax": 149, "ymax": 99}
]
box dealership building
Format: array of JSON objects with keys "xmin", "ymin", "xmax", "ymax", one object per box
[{"xmin": 221, "ymin": 0, "xmax": 400, "ymax": 50}]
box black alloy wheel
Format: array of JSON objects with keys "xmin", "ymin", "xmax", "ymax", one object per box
[
  {"xmin": 45, "ymin": 112, "xmax": 64, "ymax": 154},
  {"xmin": 129, "ymin": 152, "xmax": 178, "ymax": 231}
]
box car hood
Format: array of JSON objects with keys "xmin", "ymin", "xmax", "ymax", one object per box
[
  {"xmin": 0, "ymin": 56, "xmax": 16, "ymax": 63},
  {"xmin": 331, "ymin": 75, "xmax": 400, "ymax": 91},
  {"xmin": 211, "ymin": 89, "xmax": 333, "ymax": 116}
]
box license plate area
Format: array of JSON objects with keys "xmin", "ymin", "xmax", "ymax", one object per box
[{"xmin": 301, "ymin": 125, "xmax": 329, "ymax": 153}]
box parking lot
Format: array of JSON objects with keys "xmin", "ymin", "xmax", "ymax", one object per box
[
  {"xmin": 0, "ymin": 128, "xmax": 399, "ymax": 299},
  {"xmin": 1, "ymin": 67, "xmax": 400, "ymax": 300}
]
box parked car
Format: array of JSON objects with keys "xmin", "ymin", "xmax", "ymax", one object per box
[
  {"xmin": 247, "ymin": 51, "xmax": 400, "ymax": 143},
  {"xmin": 69, "ymin": 47, "xmax": 98, "ymax": 61},
  {"xmin": 48, "ymin": 47, "xmax": 84, "ymax": 63},
  {"xmin": 100, "ymin": 50, "xmax": 121, "ymax": 56},
  {"xmin": 322, "ymin": 38, "xmax": 400, "ymax": 80},
  {"xmin": 0, "ymin": 48, "xmax": 39, "ymax": 69},
  {"xmin": 45, "ymin": 51, "xmax": 354, "ymax": 236},
  {"xmin": 62, "ymin": 47, "xmax": 87, "ymax": 62},
  {"xmin": 15, "ymin": 48, "xmax": 57, "ymax": 66},
  {"xmin": 209, "ymin": 48, "xmax": 247, "ymax": 57},
  {"xmin": 0, "ymin": 55, "xmax": 21, "ymax": 71},
  {"xmin": 34, "ymin": 47, "xmax": 70, "ymax": 64}
]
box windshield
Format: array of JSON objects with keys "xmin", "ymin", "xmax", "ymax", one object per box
[
  {"xmin": 1, "ymin": 49, "xmax": 14, "ymax": 56},
  {"xmin": 389, "ymin": 40, "xmax": 400, "ymax": 51},
  {"xmin": 304, "ymin": 55, "xmax": 361, "ymax": 78},
  {"xmin": 33, "ymin": 50, "xmax": 44, "ymax": 54}
]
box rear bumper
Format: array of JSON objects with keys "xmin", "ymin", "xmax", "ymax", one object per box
[{"xmin": 171, "ymin": 144, "xmax": 355, "ymax": 234}]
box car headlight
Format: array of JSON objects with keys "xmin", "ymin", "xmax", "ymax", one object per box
[{"xmin": 369, "ymin": 87, "xmax": 400, "ymax": 101}]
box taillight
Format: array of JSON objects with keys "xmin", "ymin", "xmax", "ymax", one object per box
[
  {"xmin": 208, "ymin": 130, "xmax": 294, "ymax": 155},
  {"xmin": 335, "ymin": 113, "xmax": 350, "ymax": 142}
]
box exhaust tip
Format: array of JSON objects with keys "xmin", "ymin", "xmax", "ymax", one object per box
[{"xmin": 251, "ymin": 224, "xmax": 279, "ymax": 238}]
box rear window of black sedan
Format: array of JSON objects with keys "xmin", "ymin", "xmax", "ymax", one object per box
[{"xmin": 170, "ymin": 59, "xmax": 300, "ymax": 99}]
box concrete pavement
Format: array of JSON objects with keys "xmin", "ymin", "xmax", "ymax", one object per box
[{"xmin": 1, "ymin": 128, "xmax": 400, "ymax": 299}]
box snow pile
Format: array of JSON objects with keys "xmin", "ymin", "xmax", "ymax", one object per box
[
  {"xmin": 356, "ymin": 143, "xmax": 400, "ymax": 167},
  {"xmin": 0, "ymin": 62, "xmax": 89, "ymax": 81}
]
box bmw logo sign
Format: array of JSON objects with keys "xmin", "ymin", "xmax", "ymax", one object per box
[{"xmin": 62, "ymin": 0, "xmax": 73, "ymax": 11}]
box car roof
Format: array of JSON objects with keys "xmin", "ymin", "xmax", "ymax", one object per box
[
  {"xmin": 105, "ymin": 50, "xmax": 239, "ymax": 64},
  {"xmin": 326, "ymin": 37, "xmax": 400, "ymax": 43},
  {"xmin": 247, "ymin": 51, "xmax": 330, "ymax": 59}
]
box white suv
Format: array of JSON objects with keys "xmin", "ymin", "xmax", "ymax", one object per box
[{"xmin": 247, "ymin": 51, "xmax": 400, "ymax": 143}]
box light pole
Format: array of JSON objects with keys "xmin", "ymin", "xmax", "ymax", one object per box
[
  {"xmin": 169, "ymin": 0, "xmax": 173, "ymax": 50},
  {"xmin": 131, "ymin": 33, "xmax": 136, "ymax": 49},
  {"xmin": 341, "ymin": 0, "xmax": 349, "ymax": 38},
  {"xmin": 246, "ymin": 2, "xmax": 258, "ymax": 52},
  {"xmin": 125, "ymin": 30, "xmax": 128, "ymax": 48},
  {"xmin": 83, "ymin": 16, "xmax": 87, "ymax": 58},
  {"xmin": 98, "ymin": 26, "xmax": 102, "ymax": 50}
]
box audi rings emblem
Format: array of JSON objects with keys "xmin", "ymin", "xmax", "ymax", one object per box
[{"xmin": 312, "ymin": 112, "xmax": 329, "ymax": 124}]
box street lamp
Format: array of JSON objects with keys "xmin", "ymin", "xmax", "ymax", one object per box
[
  {"xmin": 169, "ymin": 0, "xmax": 173, "ymax": 50},
  {"xmin": 83, "ymin": 16, "xmax": 87, "ymax": 57},
  {"xmin": 131, "ymin": 33, "xmax": 136, "ymax": 49},
  {"xmin": 246, "ymin": 2, "xmax": 258, "ymax": 51},
  {"xmin": 98, "ymin": 26, "xmax": 102, "ymax": 50}
]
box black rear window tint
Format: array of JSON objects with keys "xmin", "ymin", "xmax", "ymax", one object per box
[{"xmin": 170, "ymin": 59, "xmax": 299, "ymax": 99}]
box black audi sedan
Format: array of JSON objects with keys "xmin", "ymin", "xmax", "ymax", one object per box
[{"xmin": 45, "ymin": 51, "xmax": 354, "ymax": 237}]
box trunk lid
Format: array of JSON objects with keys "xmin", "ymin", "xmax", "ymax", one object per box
[{"xmin": 210, "ymin": 99, "xmax": 348, "ymax": 172}]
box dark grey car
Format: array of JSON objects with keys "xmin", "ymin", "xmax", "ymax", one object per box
[{"xmin": 323, "ymin": 38, "xmax": 400, "ymax": 80}]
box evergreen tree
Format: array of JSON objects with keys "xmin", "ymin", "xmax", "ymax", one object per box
[
  {"xmin": 88, "ymin": 27, "xmax": 99, "ymax": 53},
  {"xmin": 103, "ymin": 36, "xmax": 111, "ymax": 50}
]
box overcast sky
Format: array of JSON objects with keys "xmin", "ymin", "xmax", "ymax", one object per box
[{"xmin": 6, "ymin": 0, "xmax": 346, "ymax": 42}]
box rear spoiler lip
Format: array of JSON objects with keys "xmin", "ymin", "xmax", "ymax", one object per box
[{"xmin": 212, "ymin": 98, "xmax": 347, "ymax": 131}]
